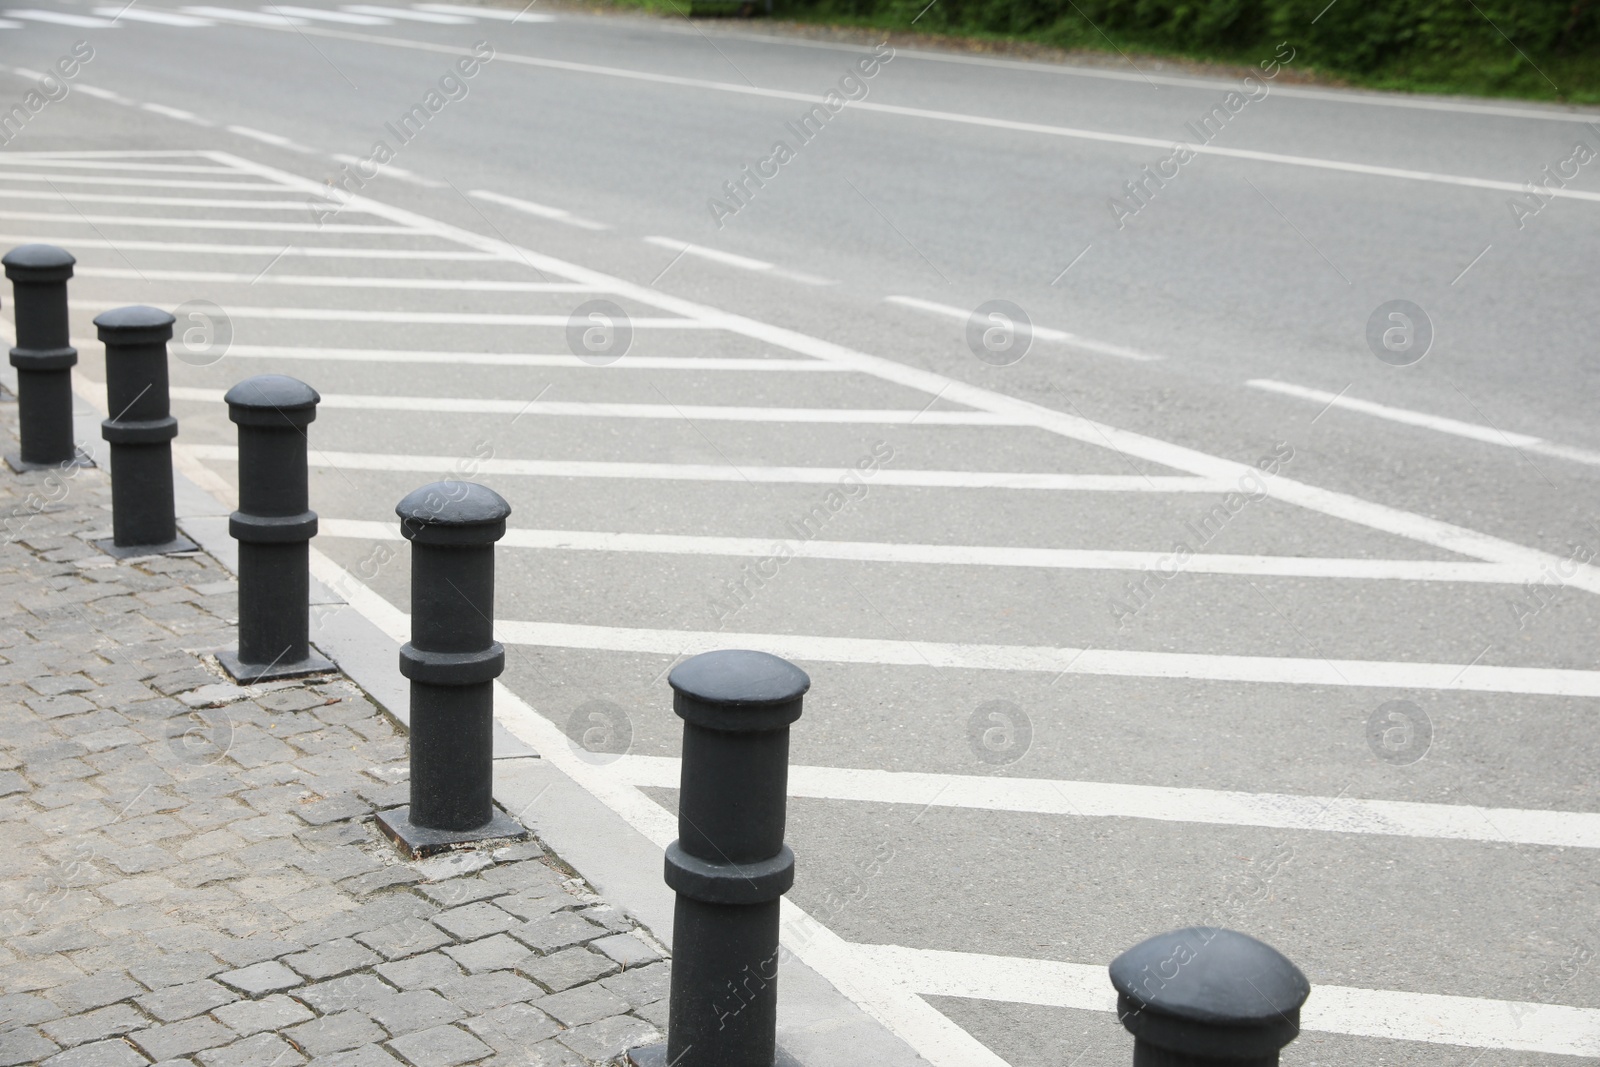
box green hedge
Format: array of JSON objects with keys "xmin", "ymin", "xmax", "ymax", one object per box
[{"xmin": 759, "ymin": 0, "xmax": 1600, "ymax": 101}]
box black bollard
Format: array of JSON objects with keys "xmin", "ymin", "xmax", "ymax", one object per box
[
  {"xmin": 216, "ymin": 374, "xmax": 333, "ymax": 683},
  {"xmin": 4, "ymin": 244, "xmax": 91, "ymax": 472},
  {"xmin": 631, "ymin": 649, "xmax": 809, "ymax": 1067},
  {"xmin": 1109, "ymin": 927, "xmax": 1310, "ymax": 1067},
  {"xmin": 93, "ymin": 306, "xmax": 195, "ymax": 558},
  {"xmin": 375, "ymin": 480, "xmax": 526, "ymax": 857}
]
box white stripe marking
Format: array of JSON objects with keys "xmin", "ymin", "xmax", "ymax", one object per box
[
  {"xmin": 182, "ymin": 5, "xmax": 305, "ymax": 23},
  {"xmin": 605, "ymin": 755, "xmax": 1600, "ymax": 849},
  {"xmin": 89, "ymin": 305, "xmax": 707, "ymax": 327},
  {"xmin": 141, "ymin": 103, "xmax": 213, "ymax": 125},
  {"xmin": 0, "ymin": 210, "xmax": 416, "ymax": 233},
  {"xmin": 328, "ymin": 154, "xmax": 445, "ymax": 188},
  {"xmin": 199, "ymin": 344, "xmax": 841, "ymax": 368},
  {"xmin": 469, "ymin": 189, "xmax": 608, "ymax": 230},
  {"xmin": 887, "ymin": 295, "xmax": 1161, "ymax": 362},
  {"xmin": 226, "ymin": 125, "xmax": 312, "ymax": 151},
  {"xmin": 344, "ymin": 3, "xmax": 470, "ymax": 20},
  {"xmin": 489, "ymin": 618, "xmax": 1600, "ymax": 696},
  {"xmin": 0, "ymin": 235, "xmax": 497, "ymax": 258},
  {"xmin": 0, "ymin": 192, "xmax": 353, "ymax": 210},
  {"xmin": 181, "ymin": 443, "xmax": 1214, "ymax": 491},
  {"xmin": 75, "ymin": 268, "xmax": 599, "ymax": 291},
  {"xmin": 0, "ymin": 158, "xmax": 229, "ymax": 172},
  {"xmin": 859, "ymin": 945, "xmax": 1600, "ymax": 1057},
  {"xmin": 5, "ymin": 8, "xmax": 118, "ymax": 25},
  {"xmin": 94, "ymin": 5, "xmax": 214, "ymax": 24},
  {"xmin": 1249, "ymin": 378, "xmax": 1600, "ymax": 469},
  {"xmin": 319, "ymin": 518, "xmax": 1525, "ymax": 584},
  {"xmin": 265, "ymin": 3, "xmax": 389, "ymax": 21},
  {"xmin": 645, "ymin": 235, "xmax": 773, "ymax": 272},
  {"xmin": 414, "ymin": 2, "xmax": 553, "ymax": 18},
  {"xmin": 0, "ymin": 17, "xmax": 19, "ymax": 25},
  {"xmin": 0, "ymin": 174, "xmax": 283, "ymax": 189},
  {"xmin": 167, "ymin": 387, "xmax": 1013, "ymax": 424}
]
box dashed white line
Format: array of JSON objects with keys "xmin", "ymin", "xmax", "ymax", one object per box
[
  {"xmin": 343, "ymin": 3, "xmax": 470, "ymax": 21},
  {"xmin": 886, "ymin": 295, "xmax": 1162, "ymax": 362},
  {"xmin": 0, "ymin": 235, "xmax": 497, "ymax": 258},
  {"xmin": 1249, "ymin": 378, "xmax": 1600, "ymax": 469},
  {"xmin": 330, "ymin": 154, "xmax": 444, "ymax": 188},
  {"xmin": 470, "ymin": 189, "xmax": 608, "ymax": 231},
  {"xmin": 202, "ymin": 346, "xmax": 842, "ymax": 368},
  {"xmin": 414, "ymin": 2, "xmax": 553, "ymax": 19},
  {"xmin": 646, "ymin": 235, "xmax": 835, "ymax": 285},
  {"xmin": 6, "ymin": 8, "xmax": 119, "ymax": 26},
  {"xmin": 94, "ymin": 6, "xmax": 214, "ymax": 24},
  {"xmin": 75, "ymin": 269, "xmax": 598, "ymax": 290},
  {"xmin": 0, "ymin": 211, "xmax": 417, "ymax": 233},
  {"xmin": 181, "ymin": 5, "xmax": 305, "ymax": 25},
  {"xmin": 227, "ymin": 125, "xmax": 314, "ymax": 152},
  {"xmin": 266, "ymin": 4, "xmax": 390, "ymax": 22},
  {"xmin": 140, "ymin": 103, "xmax": 213, "ymax": 125}
]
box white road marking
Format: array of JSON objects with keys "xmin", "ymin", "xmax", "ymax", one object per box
[
  {"xmin": 264, "ymin": 3, "xmax": 389, "ymax": 22},
  {"xmin": 646, "ymin": 235, "xmax": 834, "ymax": 286},
  {"xmin": 5, "ymin": 8, "xmax": 118, "ymax": 26},
  {"xmin": 0, "ymin": 235, "xmax": 499, "ymax": 258},
  {"xmin": 344, "ymin": 3, "xmax": 470, "ymax": 21},
  {"xmin": 75, "ymin": 269, "xmax": 600, "ymax": 291},
  {"xmin": 0, "ymin": 158, "xmax": 232, "ymax": 172},
  {"xmin": 0, "ymin": 17, "xmax": 19, "ymax": 25},
  {"xmin": 182, "ymin": 5, "xmax": 305, "ymax": 24},
  {"xmin": 101, "ymin": 305, "xmax": 708, "ymax": 326},
  {"xmin": 242, "ymin": 32, "xmax": 1600, "ymax": 206},
  {"xmin": 141, "ymin": 103, "xmax": 213, "ymax": 125},
  {"xmin": 886, "ymin": 295, "xmax": 1161, "ymax": 362},
  {"xmin": 469, "ymin": 189, "xmax": 608, "ymax": 230},
  {"xmin": 605, "ymin": 754, "xmax": 1600, "ymax": 849},
  {"xmin": 414, "ymin": 2, "xmax": 553, "ymax": 18},
  {"xmin": 859, "ymin": 945, "xmax": 1600, "ymax": 1057},
  {"xmin": 319, "ymin": 517, "xmax": 1524, "ymax": 584},
  {"xmin": 330, "ymin": 153, "xmax": 444, "ymax": 188},
  {"xmin": 65, "ymin": 85, "xmax": 135, "ymax": 104},
  {"xmin": 197, "ymin": 345, "xmax": 843, "ymax": 368},
  {"xmin": 0, "ymin": 210, "xmax": 417, "ymax": 233},
  {"xmin": 0, "ymin": 192, "xmax": 353, "ymax": 210},
  {"xmin": 167, "ymin": 386, "xmax": 1015, "ymax": 424},
  {"xmin": 226, "ymin": 125, "xmax": 313, "ymax": 151},
  {"xmin": 94, "ymin": 5, "xmax": 214, "ymax": 24},
  {"xmin": 205, "ymin": 149, "xmax": 1600, "ymax": 604},
  {"xmin": 182, "ymin": 443, "xmax": 1216, "ymax": 491},
  {"xmin": 0, "ymin": 174, "xmax": 283, "ymax": 189},
  {"xmin": 1249, "ymin": 378, "xmax": 1600, "ymax": 469},
  {"xmin": 487, "ymin": 618, "xmax": 1600, "ymax": 695}
]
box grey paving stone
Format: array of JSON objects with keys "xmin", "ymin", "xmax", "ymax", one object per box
[
  {"xmin": 384, "ymin": 1025, "xmax": 489, "ymax": 1067},
  {"xmin": 211, "ymin": 937, "xmax": 301, "ymax": 969},
  {"xmin": 212, "ymin": 993, "xmax": 314, "ymax": 1036},
  {"xmin": 47, "ymin": 973, "xmax": 143, "ymax": 1015},
  {"xmin": 216, "ymin": 961, "xmax": 301, "ymax": 996},
  {"xmin": 0, "ymin": 770, "xmax": 30, "ymax": 797},
  {"xmin": 415, "ymin": 879, "xmax": 503, "ymax": 909},
  {"xmin": 305, "ymin": 1047, "xmax": 400, "ymax": 1067},
  {"xmin": 556, "ymin": 1014, "xmax": 661, "ymax": 1063},
  {"xmin": 429, "ymin": 902, "xmax": 517, "ymax": 942},
  {"xmin": 438, "ymin": 937, "xmax": 528, "ymax": 977},
  {"xmin": 437, "ymin": 970, "xmax": 541, "ymax": 1014},
  {"xmin": 41, "ymin": 1038, "xmax": 149, "ymax": 1067},
  {"xmin": 508, "ymin": 913, "xmax": 602, "ymax": 955},
  {"xmin": 286, "ymin": 1012, "xmax": 388, "ymax": 1058},
  {"xmin": 128, "ymin": 1016, "xmax": 234, "ymax": 1060},
  {"xmin": 196, "ymin": 1032, "xmax": 307, "ymax": 1067},
  {"xmin": 293, "ymin": 847, "xmax": 381, "ymax": 882},
  {"xmin": 0, "ymin": 1026, "xmax": 59, "ymax": 1067},
  {"xmin": 39, "ymin": 1005, "xmax": 147, "ymax": 1047},
  {"xmin": 294, "ymin": 794, "xmax": 370, "ymax": 827},
  {"xmin": 354, "ymin": 919, "xmax": 452, "ymax": 962},
  {"xmin": 591, "ymin": 933, "xmax": 663, "ymax": 968},
  {"xmin": 0, "ymin": 991, "xmax": 64, "ymax": 1028},
  {"xmin": 499, "ymin": 1038, "xmax": 584, "ymax": 1067},
  {"xmin": 338, "ymin": 867, "xmax": 423, "ymax": 896},
  {"xmin": 283, "ymin": 939, "xmax": 380, "ymax": 981},
  {"xmin": 375, "ymin": 952, "xmax": 465, "ymax": 991},
  {"xmin": 135, "ymin": 979, "xmax": 236, "ymax": 1022},
  {"xmin": 491, "ymin": 890, "xmax": 568, "ymax": 922},
  {"xmin": 634, "ymin": 998, "xmax": 669, "ymax": 1030},
  {"xmin": 366, "ymin": 990, "xmax": 464, "ymax": 1037},
  {"xmin": 462, "ymin": 1002, "xmax": 560, "ymax": 1052},
  {"xmin": 538, "ymin": 984, "xmax": 630, "ymax": 1028},
  {"xmin": 600, "ymin": 963, "xmax": 670, "ymax": 1009},
  {"xmin": 519, "ymin": 948, "xmax": 617, "ymax": 993}
]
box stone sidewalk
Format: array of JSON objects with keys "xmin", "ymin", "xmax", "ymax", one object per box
[{"xmin": 0, "ymin": 413, "xmax": 670, "ymax": 1067}]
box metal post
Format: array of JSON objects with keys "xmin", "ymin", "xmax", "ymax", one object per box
[
  {"xmin": 1109, "ymin": 927, "xmax": 1310, "ymax": 1067},
  {"xmin": 217, "ymin": 374, "xmax": 333, "ymax": 683},
  {"xmin": 375, "ymin": 480, "xmax": 526, "ymax": 857},
  {"xmin": 4, "ymin": 244, "xmax": 90, "ymax": 472},
  {"xmin": 93, "ymin": 306, "xmax": 195, "ymax": 558},
  {"xmin": 632, "ymin": 649, "xmax": 809, "ymax": 1067}
]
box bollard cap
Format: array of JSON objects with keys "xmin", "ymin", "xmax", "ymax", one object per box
[
  {"xmin": 225, "ymin": 374, "xmax": 320, "ymax": 428},
  {"xmin": 3, "ymin": 243, "xmax": 75, "ymax": 282},
  {"xmin": 94, "ymin": 305, "xmax": 176, "ymax": 345},
  {"xmin": 669, "ymin": 649, "xmax": 809, "ymax": 732},
  {"xmin": 396, "ymin": 481, "xmax": 510, "ymax": 545},
  {"xmin": 1110, "ymin": 927, "xmax": 1309, "ymax": 1061}
]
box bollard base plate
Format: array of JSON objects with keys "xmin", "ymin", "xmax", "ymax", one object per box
[
  {"xmin": 92, "ymin": 534, "xmax": 199, "ymax": 559},
  {"xmin": 627, "ymin": 1042, "xmax": 801, "ymax": 1067},
  {"xmin": 217, "ymin": 648, "xmax": 336, "ymax": 684},
  {"xmin": 375, "ymin": 805, "xmax": 529, "ymax": 859},
  {"xmin": 5, "ymin": 449, "xmax": 95, "ymax": 474}
]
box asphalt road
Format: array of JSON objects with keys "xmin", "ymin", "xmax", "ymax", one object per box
[{"xmin": 2, "ymin": 4, "xmax": 1599, "ymax": 1065}]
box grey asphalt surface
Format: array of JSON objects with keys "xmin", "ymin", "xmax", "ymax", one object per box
[{"xmin": 2, "ymin": 4, "xmax": 1599, "ymax": 1065}]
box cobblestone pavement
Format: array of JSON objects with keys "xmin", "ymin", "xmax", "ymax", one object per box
[{"xmin": 0, "ymin": 419, "xmax": 670, "ymax": 1067}]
